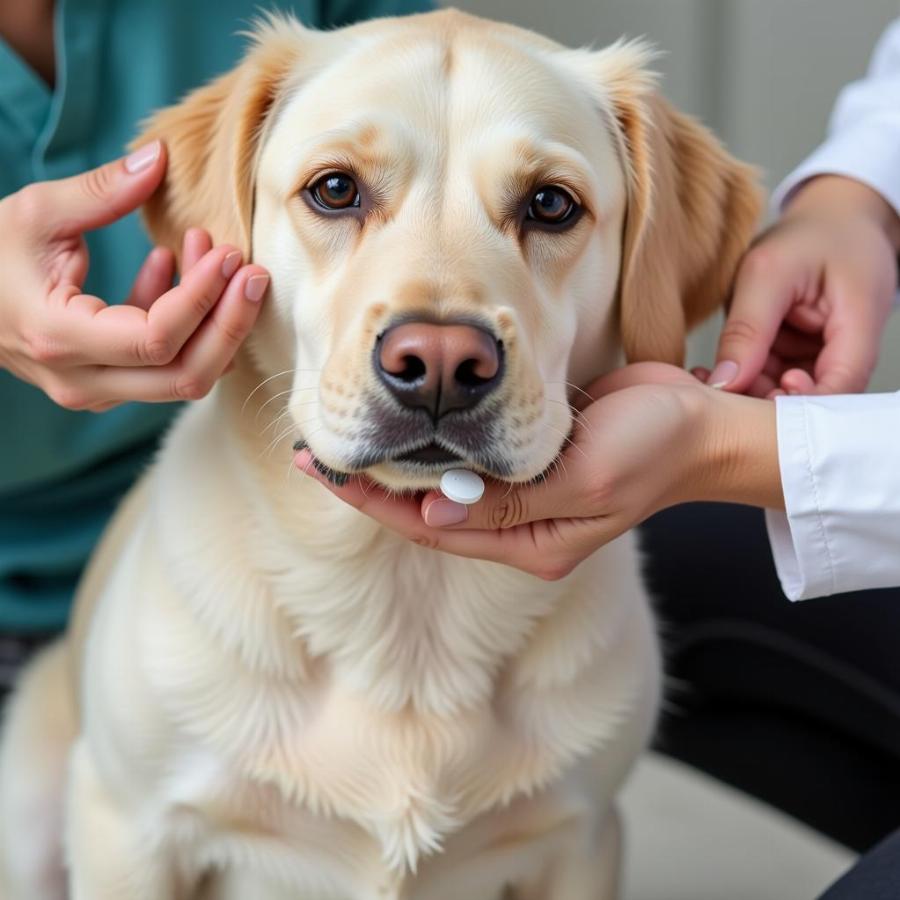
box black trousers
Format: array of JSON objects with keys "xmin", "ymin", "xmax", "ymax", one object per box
[{"xmin": 641, "ymin": 502, "xmax": 900, "ymax": 898}]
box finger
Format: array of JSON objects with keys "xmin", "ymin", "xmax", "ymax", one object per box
[
  {"xmin": 292, "ymin": 450, "xmax": 585, "ymax": 531},
  {"xmin": 415, "ymin": 511, "xmax": 606, "ymax": 577},
  {"xmin": 761, "ymin": 351, "xmax": 816, "ymax": 383},
  {"xmin": 295, "ymin": 463, "xmax": 434, "ymax": 536},
  {"xmin": 691, "ymin": 366, "xmax": 711, "ymax": 382},
  {"xmin": 48, "ymin": 244, "xmax": 242, "ymax": 367},
  {"xmin": 809, "ymin": 283, "xmax": 880, "ymax": 395},
  {"xmin": 83, "ymin": 266, "xmax": 268, "ymax": 402},
  {"xmin": 421, "ymin": 472, "xmax": 582, "ymax": 531},
  {"xmin": 746, "ymin": 372, "xmax": 779, "ymax": 398},
  {"xmin": 293, "ymin": 453, "xmax": 605, "ymax": 577},
  {"xmin": 125, "ymin": 247, "xmax": 175, "ymax": 310},
  {"xmin": 167, "ymin": 265, "xmax": 268, "ymax": 392},
  {"xmin": 23, "ymin": 141, "xmax": 166, "ymax": 238},
  {"xmin": 812, "ymin": 330, "xmax": 876, "ymax": 394},
  {"xmin": 145, "ymin": 245, "xmax": 244, "ymax": 359},
  {"xmin": 761, "ymin": 352, "xmax": 787, "ymax": 381},
  {"xmin": 785, "ymin": 301, "xmax": 828, "ymax": 334},
  {"xmin": 780, "ymin": 368, "xmax": 816, "ymax": 395},
  {"xmin": 710, "ymin": 250, "xmax": 798, "ymax": 392},
  {"xmin": 181, "ymin": 228, "xmax": 212, "ymax": 275}
]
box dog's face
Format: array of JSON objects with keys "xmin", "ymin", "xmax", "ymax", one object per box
[
  {"xmin": 138, "ymin": 10, "xmax": 761, "ymax": 489},
  {"xmin": 251, "ymin": 15, "xmax": 631, "ymax": 488}
]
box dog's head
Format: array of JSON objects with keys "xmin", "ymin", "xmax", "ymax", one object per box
[{"xmin": 136, "ymin": 9, "xmax": 761, "ymax": 489}]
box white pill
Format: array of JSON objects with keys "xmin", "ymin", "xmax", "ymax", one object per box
[{"xmin": 440, "ymin": 469, "xmax": 485, "ymax": 505}]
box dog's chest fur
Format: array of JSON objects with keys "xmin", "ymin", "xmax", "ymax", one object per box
[{"xmin": 87, "ymin": 393, "xmax": 657, "ymax": 893}]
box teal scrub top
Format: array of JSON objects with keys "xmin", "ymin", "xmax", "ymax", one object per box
[{"xmin": 0, "ymin": 0, "xmax": 431, "ymax": 632}]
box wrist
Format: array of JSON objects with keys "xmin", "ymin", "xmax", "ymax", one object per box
[
  {"xmin": 683, "ymin": 388, "xmax": 784, "ymax": 510},
  {"xmin": 786, "ymin": 175, "xmax": 900, "ymax": 254}
]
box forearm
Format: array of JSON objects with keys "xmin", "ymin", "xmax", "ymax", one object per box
[{"xmin": 677, "ymin": 388, "xmax": 784, "ymax": 511}]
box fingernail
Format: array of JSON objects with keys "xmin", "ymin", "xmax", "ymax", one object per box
[
  {"xmin": 124, "ymin": 140, "xmax": 161, "ymax": 174},
  {"xmin": 424, "ymin": 499, "xmax": 468, "ymax": 527},
  {"xmin": 221, "ymin": 250, "xmax": 241, "ymax": 279},
  {"xmin": 708, "ymin": 360, "xmax": 739, "ymax": 389},
  {"xmin": 244, "ymin": 274, "xmax": 269, "ymax": 302}
]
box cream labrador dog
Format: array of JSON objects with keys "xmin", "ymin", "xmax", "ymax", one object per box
[{"xmin": 0, "ymin": 9, "xmax": 760, "ymax": 900}]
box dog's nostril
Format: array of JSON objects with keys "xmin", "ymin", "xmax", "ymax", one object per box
[
  {"xmin": 393, "ymin": 354, "xmax": 426, "ymax": 383},
  {"xmin": 455, "ymin": 338, "xmax": 501, "ymax": 387},
  {"xmin": 455, "ymin": 358, "xmax": 492, "ymax": 388}
]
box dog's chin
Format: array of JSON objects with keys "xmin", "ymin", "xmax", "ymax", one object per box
[
  {"xmin": 369, "ymin": 457, "xmax": 558, "ymax": 492},
  {"xmin": 295, "ymin": 438, "xmax": 558, "ymax": 493},
  {"xmin": 365, "ymin": 458, "xmax": 476, "ymax": 492}
]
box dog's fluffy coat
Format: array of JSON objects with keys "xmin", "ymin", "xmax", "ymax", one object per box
[{"xmin": 0, "ymin": 10, "xmax": 760, "ymax": 899}]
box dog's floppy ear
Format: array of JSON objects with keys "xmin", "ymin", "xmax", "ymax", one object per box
[
  {"xmin": 591, "ymin": 41, "xmax": 764, "ymax": 364},
  {"xmin": 131, "ymin": 15, "xmax": 313, "ymax": 256}
]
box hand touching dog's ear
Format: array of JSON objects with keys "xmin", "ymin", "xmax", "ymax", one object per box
[
  {"xmin": 0, "ymin": 142, "xmax": 270, "ymax": 410},
  {"xmin": 587, "ymin": 41, "xmax": 764, "ymax": 365}
]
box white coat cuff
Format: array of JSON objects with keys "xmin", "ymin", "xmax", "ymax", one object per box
[
  {"xmin": 765, "ymin": 398, "xmax": 835, "ymax": 601},
  {"xmin": 766, "ymin": 393, "xmax": 900, "ymax": 601}
]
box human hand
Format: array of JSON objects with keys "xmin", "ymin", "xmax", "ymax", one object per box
[
  {"xmin": 294, "ymin": 363, "xmax": 781, "ymax": 579},
  {"xmin": 0, "ymin": 141, "xmax": 270, "ymax": 411},
  {"xmin": 701, "ymin": 176, "xmax": 900, "ymax": 397}
]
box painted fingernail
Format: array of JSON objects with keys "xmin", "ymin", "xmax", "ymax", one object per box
[
  {"xmin": 222, "ymin": 250, "xmax": 241, "ymax": 279},
  {"xmin": 124, "ymin": 140, "xmax": 161, "ymax": 174},
  {"xmin": 424, "ymin": 499, "xmax": 468, "ymax": 527},
  {"xmin": 245, "ymin": 274, "xmax": 269, "ymax": 302},
  {"xmin": 708, "ymin": 360, "xmax": 739, "ymax": 389}
]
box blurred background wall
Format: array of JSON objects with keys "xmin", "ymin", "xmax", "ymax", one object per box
[{"xmin": 445, "ymin": 0, "xmax": 900, "ymax": 389}]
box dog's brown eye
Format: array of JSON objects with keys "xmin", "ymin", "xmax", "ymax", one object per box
[
  {"xmin": 311, "ymin": 173, "xmax": 360, "ymax": 210},
  {"xmin": 527, "ymin": 186, "xmax": 578, "ymax": 226}
]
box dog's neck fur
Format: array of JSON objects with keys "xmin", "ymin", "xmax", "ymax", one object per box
[{"xmin": 155, "ymin": 359, "xmax": 585, "ymax": 720}]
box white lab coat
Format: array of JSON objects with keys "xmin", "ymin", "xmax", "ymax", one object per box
[{"xmin": 764, "ymin": 19, "xmax": 900, "ymax": 600}]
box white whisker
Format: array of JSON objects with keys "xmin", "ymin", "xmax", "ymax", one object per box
[
  {"xmin": 241, "ymin": 367, "xmax": 322, "ymax": 415},
  {"xmin": 242, "ymin": 368, "xmax": 298, "ymax": 415},
  {"xmin": 546, "ymin": 424, "xmax": 588, "ymax": 461},
  {"xmin": 259, "ymin": 416, "xmax": 322, "ymax": 462},
  {"xmin": 262, "ymin": 410, "xmax": 293, "ymax": 436},
  {"xmin": 545, "ymin": 397, "xmax": 595, "ymax": 440},
  {"xmin": 262, "ymin": 424, "xmax": 298, "ymax": 460},
  {"xmin": 257, "ymin": 388, "xmax": 305, "ymax": 420},
  {"xmin": 544, "ymin": 380, "xmax": 596, "ymax": 407}
]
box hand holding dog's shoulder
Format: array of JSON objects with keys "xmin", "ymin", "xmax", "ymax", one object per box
[{"xmin": 0, "ymin": 143, "xmax": 269, "ymax": 411}]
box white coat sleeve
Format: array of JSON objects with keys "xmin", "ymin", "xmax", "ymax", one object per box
[
  {"xmin": 772, "ymin": 18, "xmax": 900, "ymax": 217},
  {"xmin": 765, "ymin": 392, "xmax": 900, "ymax": 601}
]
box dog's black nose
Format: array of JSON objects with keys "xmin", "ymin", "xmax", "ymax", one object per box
[{"xmin": 375, "ymin": 321, "xmax": 503, "ymax": 419}]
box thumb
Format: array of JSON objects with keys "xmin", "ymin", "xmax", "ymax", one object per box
[
  {"xmin": 38, "ymin": 141, "xmax": 166, "ymax": 237},
  {"xmin": 581, "ymin": 362, "xmax": 700, "ymax": 402}
]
